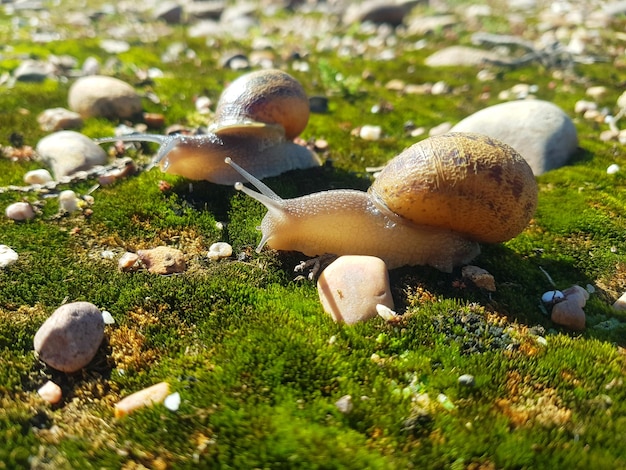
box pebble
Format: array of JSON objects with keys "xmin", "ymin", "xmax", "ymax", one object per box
[
  {"xmin": 612, "ymin": 292, "xmax": 626, "ymax": 311},
  {"xmin": 561, "ymin": 285, "xmax": 589, "ymax": 308},
  {"xmin": 359, "ymin": 125, "xmax": 382, "ymax": 141},
  {"xmin": 425, "ymin": 46, "xmax": 504, "ymax": 67},
  {"xmin": 407, "ymin": 14, "xmax": 457, "ymax": 35},
  {"xmin": 451, "ymin": 100, "xmax": 578, "ymax": 175},
  {"xmin": 101, "ymin": 310, "xmax": 115, "ymax": 325},
  {"xmin": 461, "ymin": 265, "xmax": 496, "ymax": 291},
  {"xmin": 607, "ymin": 164, "xmax": 620, "ymax": 174},
  {"xmin": 164, "ymin": 392, "xmax": 181, "ymax": 411},
  {"xmin": 458, "ymin": 374, "xmax": 475, "ymax": 387},
  {"xmin": 428, "ymin": 122, "xmax": 452, "ymax": 136},
  {"xmin": 342, "ymin": 1, "xmax": 416, "ymax": 26},
  {"xmin": 137, "ymin": 246, "xmax": 186, "ymax": 274},
  {"xmin": 541, "ymin": 290, "xmax": 564, "ymax": 304},
  {"xmin": 0, "ymin": 245, "xmax": 19, "ymax": 268},
  {"xmin": 36, "ymin": 130, "xmax": 108, "ymax": 180},
  {"xmin": 574, "ymin": 100, "xmax": 597, "ymax": 114},
  {"xmin": 24, "ymin": 169, "xmax": 53, "ymax": 185},
  {"xmin": 114, "ymin": 382, "xmax": 171, "ymax": 418},
  {"xmin": 33, "ymin": 302, "xmax": 105, "ymax": 373},
  {"xmin": 551, "ymin": 299, "xmax": 586, "ymax": 330},
  {"xmin": 13, "ymin": 59, "xmax": 53, "ymax": 82},
  {"xmin": 317, "ymin": 255, "xmax": 394, "ymax": 325},
  {"xmin": 118, "ymin": 252, "xmax": 140, "ymax": 271},
  {"xmin": 207, "ymin": 242, "xmax": 233, "ymax": 261},
  {"xmin": 586, "ymin": 86, "xmax": 608, "ymax": 100},
  {"xmin": 335, "ymin": 394, "xmax": 353, "ymax": 414},
  {"xmin": 37, "ymin": 380, "xmax": 63, "ymax": 404},
  {"xmin": 59, "ymin": 190, "xmax": 80, "ymax": 213},
  {"xmin": 37, "ymin": 108, "xmax": 83, "ymax": 132},
  {"xmin": 68, "ymin": 75, "xmax": 143, "ymax": 119},
  {"xmin": 5, "ymin": 202, "xmax": 35, "ymax": 221}
]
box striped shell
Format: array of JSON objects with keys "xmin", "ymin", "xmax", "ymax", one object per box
[{"xmin": 369, "ymin": 132, "xmax": 538, "ymax": 243}]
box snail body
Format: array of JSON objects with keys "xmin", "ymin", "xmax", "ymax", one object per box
[
  {"xmin": 96, "ymin": 69, "xmax": 320, "ymax": 185},
  {"xmin": 227, "ymin": 132, "xmax": 538, "ymax": 271}
]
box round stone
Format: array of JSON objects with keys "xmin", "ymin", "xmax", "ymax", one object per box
[
  {"xmin": 451, "ymin": 100, "xmax": 578, "ymax": 175},
  {"xmin": 68, "ymin": 75, "xmax": 142, "ymax": 119},
  {"xmin": 36, "ymin": 130, "xmax": 108, "ymax": 179},
  {"xmin": 33, "ymin": 302, "xmax": 105, "ymax": 373},
  {"xmin": 317, "ymin": 255, "xmax": 394, "ymax": 325}
]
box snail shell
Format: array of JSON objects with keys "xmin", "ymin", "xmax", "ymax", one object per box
[
  {"xmin": 96, "ymin": 69, "xmax": 320, "ymax": 185},
  {"xmin": 369, "ymin": 132, "xmax": 538, "ymax": 244},
  {"xmin": 212, "ymin": 69, "xmax": 310, "ymax": 140}
]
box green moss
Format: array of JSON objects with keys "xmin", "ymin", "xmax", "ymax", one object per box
[{"xmin": 0, "ymin": 1, "xmax": 625, "ymax": 468}]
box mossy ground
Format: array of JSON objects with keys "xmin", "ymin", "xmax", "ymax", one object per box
[{"xmin": 0, "ymin": 1, "xmax": 625, "ymax": 469}]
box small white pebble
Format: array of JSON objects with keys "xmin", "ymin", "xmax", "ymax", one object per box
[
  {"xmin": 207, "ymin": 242, "xmax": 233, "ymax": 261},
  {"xmin": 541, "ymin": 290, "xmax": 564, "ymax": 304},
  {"xmin": 164, "ymin": 392, "xmax": 181, "ymax": 411},
  {"xmin": 574, "ymin": 99, "xmax": 597, "ymax": 114},
  {"xmin": 376, "ymin": 304, "xmax": 398, "ymax": 321},
  {"xmin": 536, "ymin": 336, "xmax": 548, "ymax": 346},
  {"xmin": 24, "ymin": 169, "xmax": 53, "ymax": 185},
  {"xmin": 431, "ymin": 81, "xmax": 449, "ymax": 95},
  {"xmin": 37, "ymin": 380, "xmax": 62, "ymax": 404},
  {"xmin": 5, "ymin": 202, "xmax": 35, "ymax": 221},
  {"xmin": 101, "ymin": 310, "xmax": 115, "ymax": 325},
  {"xmin": 328, "ymin": 335, "xmax": 337, "ymax": 345},
  {"xmin": 607, "ymin": 164, "xmax": 620, "ymax": 175},
  {"xmin": 195, "ymin": 96, "xmax": 212, "ymax": 114},
  {"xmin": 0, "ymin": 245, "xmax": 19, "ymax": 268},
  {"xmin": 359, "ymin": 125, "xmax": 382, "ymax": 141},
  {"xmin": 101, "ymin": 250, "xmax": 116, "ymax": 260},
  {"xmin": 59, "ymin": 190, "xmax": 79, "ymax": 212},
  {"xmin": 335, "ymin": 394, "xmax": 353, "ymax": 414},
  {"xmin": 215, "ymin": 221, "xmax": 224, "ymax": 230}
]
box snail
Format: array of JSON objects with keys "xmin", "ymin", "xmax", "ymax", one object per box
[
  {"xmin": 226, "ymin": 132, "xmax": 538, "ymax": 272},
  {"xmin": 96, "ymin": 69, "xmax": 321, "ymax": 185}
]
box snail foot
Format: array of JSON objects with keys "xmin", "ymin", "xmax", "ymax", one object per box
[{"xmin": 294, "ymin": 254, "xmax": 338, "ymax": 280}]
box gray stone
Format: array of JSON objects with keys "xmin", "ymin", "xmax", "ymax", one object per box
[
  {"xmin": 37, "ymin": 107, "xmax": 83, "ymax": 132},
  {"xmin": 34, "ymin": 302, "xmax": 105, "ymax": 373},
  {"xmin": 68, "ymin": 75, "xmax": 142, "ymax": 119},
  {"xmin": 36, "ymin": 130, "xmax": 108, "ymax": 179},
  {"xmin": 13, "ymin": 60, "xmax": 52, "ymax": 82},
  {"xmin": 451, "ymin": 100, "xmax": 578, "ymax": 175}
]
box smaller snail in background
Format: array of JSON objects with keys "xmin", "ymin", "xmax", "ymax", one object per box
[
  {"xmin": 226, "ymin": 132, "xmax": 538, "ymax": 272},
  {"xmin": 96, "ymin": 69, "xmax": 320, "ymax": 185}
]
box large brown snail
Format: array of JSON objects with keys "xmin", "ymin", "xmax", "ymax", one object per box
[
  {"xmin": 96, "ymin": 69, "xmax": 320, "ymax": 184},
  {"xmin": 226, "ymin": 132, "xmax": 538, "ymax": 272}
]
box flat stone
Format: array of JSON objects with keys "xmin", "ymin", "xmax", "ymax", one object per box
[
  {"xmin": 451, "ymin": 100, "xmax": 578, "ymax": 175},
  {"xmin": 425, "ymin": 46, "xmax": 504, "ymax": 67},
  {"xmin": 68, "ymin": 75, "xmax": 142, "ymax": 119},
  {"xmin": 137, "ymin": 246, "xmax": 186, "ymax": 274},
  {"xmin": 37, "ymin": 107, "xmax": 83, "ymax": 132},
  {"xmin": 36, "ymin": 130, "xmax": 108, "ymax": 179},
  {"xmin": 317, "ymin": 255, "xmax": 394, "ymax": 325},
  {"xmin": 33, "ymin": 302, "xmax": 105, "ymax": 373}
]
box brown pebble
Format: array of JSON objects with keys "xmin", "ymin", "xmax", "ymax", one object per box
[
  {"xmin": 114, "ymin": 382, "xmax": 171, "ymax": 418},
  {"xmin": 317, "ymin": 255, "xmax": 394, "ymax": 325},
  {"xmin": 137, "ymin": 246, "xmax": 186, "ymax": 274},
  {"xmin": 461, "ymin": 265, "xmax": 496, "ymax": 291},
  {"xmin": 551, "ymin": 299, "xmax": 586, "ymax": 330}
]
